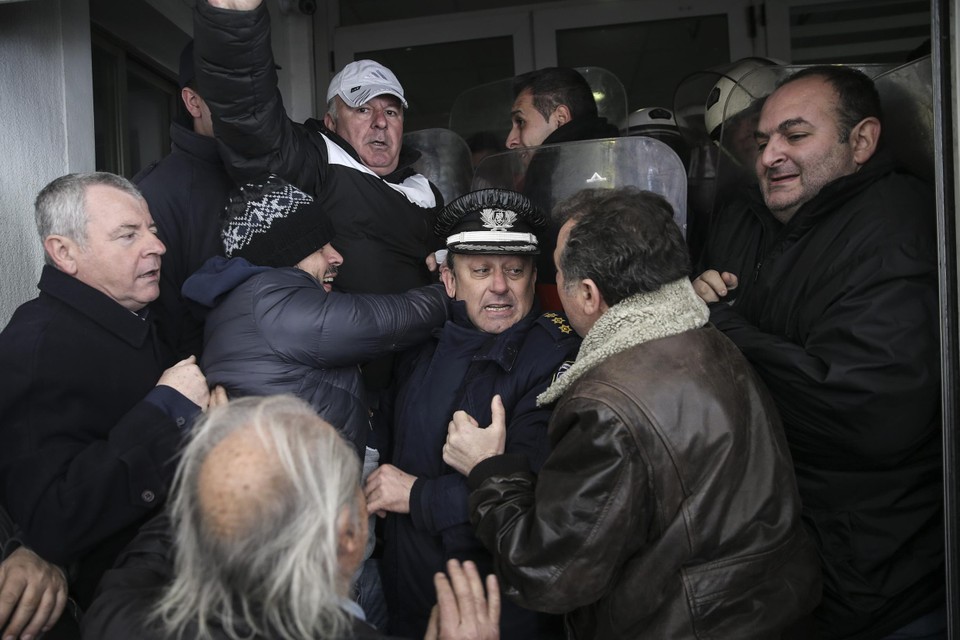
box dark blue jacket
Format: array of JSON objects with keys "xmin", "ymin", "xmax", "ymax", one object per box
[
  {"xmin": 183, "ymin": 257, "xmax": 449, "ymax": 456},
  {"xmin": 382, "ymin": 303, "xmax": 580, "ymax": 640}
]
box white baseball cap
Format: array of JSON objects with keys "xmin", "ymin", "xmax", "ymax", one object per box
[{"xmin": 326, "ymin": 59, "xmax": 408, "ymax": 109}]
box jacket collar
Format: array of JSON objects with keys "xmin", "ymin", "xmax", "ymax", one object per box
[
  {"xmin": 542, "ymin": 115, "xmax": 620, "ymax": 145},
  {"xmin": 749, "ymin": 147, "xmax": 898, "ymax": 232},
  {"xmin": 169, "ymin": 121, "xmax": 222, "ymax": 164},
  {"xmin": 442, "ymin": 300, "xmax": 541, "ymax": 372},
  {"xmin": 306, "ymin": 118, "xmax": 423, "ymax": 185},
  {"xmin": 538, "ymin": 278, "xmax": 708, "ymax": 405},
  {"xmin": 38, "ymin": 265, "xmax": 154, "ymax": 348}
]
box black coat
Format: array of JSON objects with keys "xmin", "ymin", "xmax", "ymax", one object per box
[
  {"xmin": 135, "ymin": 121, "xmax": 235, "ymax": 359},
  {"xmin": 0, "ymin": 267, "xmax": 197, "ymax": 607},
  {"xmin": 698, "ymin": 151, "xmax": 943, "ymax": 639}
]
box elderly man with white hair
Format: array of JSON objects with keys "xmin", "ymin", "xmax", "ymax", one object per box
[{"xmin": 82, "ymin": 395, "xmax": 501, "ymax": 640}]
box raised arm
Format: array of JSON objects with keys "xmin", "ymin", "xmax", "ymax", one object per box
[
  {"xmin": 194, "ymin": 0, "xmax": 326, "ymax": 188},
  {"xmin": 261, "ymin": 281, "xmax": 450, "ymax": 369}
]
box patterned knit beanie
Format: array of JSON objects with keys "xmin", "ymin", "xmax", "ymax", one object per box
[{"xmin": 221, "ymin": 175, "xmax": 336, "ymax": 268}]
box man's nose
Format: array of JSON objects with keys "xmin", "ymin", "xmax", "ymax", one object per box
[
  {"xmin": 759, "ymin": 138, "xmax": 785, "ymax": 168},
  {"xmin": 147, "ymin": 233, "xmax": 166, "ymax": 256},
  {"xmin": 489, "ymin": 270, "xmax": 509, "ymax": 293},
  {"xmin": 505, "ymin": 127, "xmax": 520, "ymax": 150}
]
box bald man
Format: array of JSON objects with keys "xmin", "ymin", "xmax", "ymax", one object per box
[{"xmin": 82, "ymin": 396, "xmax": 500, "ymax": 640}]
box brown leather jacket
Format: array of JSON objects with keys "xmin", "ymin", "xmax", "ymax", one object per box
[{"xmin": 466, "ymin": 281, "xmax": 821, "ymax": 639}]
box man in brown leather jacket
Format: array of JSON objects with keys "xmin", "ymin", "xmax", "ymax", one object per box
[{"xmin": 443, "ymin": 187, "xmax": 821, "ymax": 639}]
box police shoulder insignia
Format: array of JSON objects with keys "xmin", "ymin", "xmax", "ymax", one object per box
[{"xmin": 538, "ymin": 312, "xmax": 575, "ymax": 338}]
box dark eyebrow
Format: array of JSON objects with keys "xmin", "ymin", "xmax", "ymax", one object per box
[
  {"xmin": 755, "ymin": 117, "xmax": 812, "ymax": 141},
  {"xmin": 777, "ymin": 117, "xmax": 811, "ymax": 133}
]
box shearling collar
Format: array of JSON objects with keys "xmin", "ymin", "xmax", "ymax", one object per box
[{"xmin": 537, "ymin": 278, "xmax": 708, "ymax": 405}]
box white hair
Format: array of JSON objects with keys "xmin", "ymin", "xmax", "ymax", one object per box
[{"xmin": 153, "ymin": 395, "xmax": 361, "ymax": 640}]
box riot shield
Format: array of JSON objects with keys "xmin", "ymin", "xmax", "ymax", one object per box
[
  {"xmin": 471, "ymin": 136, "xmax": 685, "ymax": 310},
  {"xmin": 672, "ymin": 60, "xmax": 781, "ymax": 264},
  {"xmin": 448, "ymin": 67, "xmax": 627, "ymax": 153},
  {"xmin": 873, "ymin": 55, "xmax": 934, "ymax": 184},
  {"xmin": 471, "ymin": 136, "xmax": 686, "ymax": 231},
  {"xmin": 402, "ymin": 128, "xmax": 473, "ymax": 206}
]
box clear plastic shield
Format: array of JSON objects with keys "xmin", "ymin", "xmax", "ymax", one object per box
[
  {"xmin": 402, "ymin": 128, "xmax": 474, "ymax": 206},
  {"xmin": 471, "ymin": 136, "xmax": 687, "ymax": 234},
  {"xmin": 873, "ymin": 55, "xmax": 933, "ymax": 183},
  {"xmin": 448, "ymin": 67, "xmax": 627, "ymax": 152}
]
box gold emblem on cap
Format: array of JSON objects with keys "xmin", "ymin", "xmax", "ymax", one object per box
[{"xmin": 480, "ymin": 207, "xmax": 517, "ymax": 232}]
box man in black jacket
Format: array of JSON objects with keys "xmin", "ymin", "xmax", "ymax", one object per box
[
  {"xmin": 505, "ymin": 67, "xmax": 619, "ymax": 151},
  {"xmin": 0, "ymin": 173, "xmax": 211, "ymax": 609},
  {"xmin": 135, "ymin": 41, "xmax": 234, "ymax": 359},
  {"xmin": 693, "ymin": 66, "xmax": 944, "ymax": 639},
  {"xmin": 503, "ymin": 67, "xmax": 621, "ymax": 307}
]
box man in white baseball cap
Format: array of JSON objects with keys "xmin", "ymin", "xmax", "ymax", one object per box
[
  {"xmin": 327, "ymin": 59, "xmax": 408, "ymax": 111},
  {"xmin": 194, "ymin": 0, "xmax": 441, "ymax": 303}
]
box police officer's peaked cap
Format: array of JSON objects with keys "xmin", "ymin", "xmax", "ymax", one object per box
[{"xmin": 435, "ymin": 189, "xmax": 545, "ymax": 256}]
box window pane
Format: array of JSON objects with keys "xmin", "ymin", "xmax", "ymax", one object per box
[
  {"xmin": 341, "ymin": 0, "xmax": 557, "ymax": 26},
  {"xmin": 126, "ymin": 65, "xmax": 173, "ymax": 177},
  {"xmin": 788, "ymin": 0, "xmax": 930, "ymax": 63},
  {"xmin": 358, "ymin": 36, "xmax": 514, "ymax": 132},
  {"xmin": 557, "ymin": 15, "xmax": 730, "ymax": 115},
  {"xmin": 92, "ymin": 44, "xmax": 122, "ymax": 174}
]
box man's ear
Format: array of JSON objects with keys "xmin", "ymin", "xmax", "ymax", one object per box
[
  {"xmin": 580, "ymin": 277, "xmax": 606, "ymax": 316},
  {"xmin": 440, "ymin": 265, "xmax": 457, "ymax": 298},
  {"xmin": 335, "ymin": 505, "xmax": 363, "ymax": 591},
  {"xmin": 323, "ymin": 112, "xmax": 337, "ymax": 133},
  {"xmin": 43, "ymin": 235, "xmax": 79, "ymax": 275},
  {"xmin": 553, "ymin": 104, "xmax": 572, "ymax": 128},
  {"xmin": 181, "ymin": 87, "xmax": 203, "ymax": 119},
  {"xmin": 850, "ymin": 116, "xmax": 881, "ymax": 165}
]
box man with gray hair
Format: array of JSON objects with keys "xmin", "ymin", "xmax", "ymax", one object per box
[
  {"xmin": 83, "ymin": 395, "xmax": 501, "ymax": 640},
  {"xmin": 444, "ymin": 188, "xmax": 821, "ymax": 638},
  {"xmin": 0, "ymin": 173, "xmax": 212, "ymax": 609}
]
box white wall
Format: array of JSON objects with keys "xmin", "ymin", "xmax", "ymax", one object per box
[
  {"xmin": 268, "ymin": 2, "xmax": 317, "ymax": 123},
  {"xmin": 0, "ymin": 0, "xmax": 95, "ymax": 327}
]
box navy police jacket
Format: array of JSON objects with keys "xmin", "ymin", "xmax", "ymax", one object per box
[{"xmin": 381, "ymin": 302, "xmax": 580, "ymax": 640}]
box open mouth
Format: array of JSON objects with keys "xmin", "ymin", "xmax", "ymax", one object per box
[
  {"xmin": 139, "ymin": 268, "xmax": 160, "ymax": 279},
  {"xmin": 484, "ymin": 303, "xmax": 512, "ymax": 312},
  {"xmin": 768, "ymin": 172, "xmax": 798, "ymax": 186}
]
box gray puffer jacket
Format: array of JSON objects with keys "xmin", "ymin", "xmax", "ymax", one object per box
[{"xmin": 183, "ymin": 257, "xmax": 449, "ymax": 455}]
